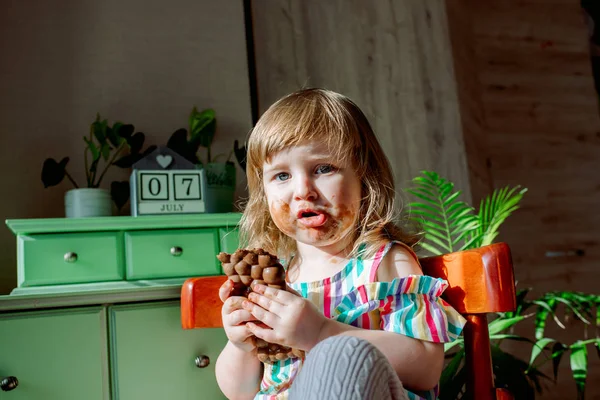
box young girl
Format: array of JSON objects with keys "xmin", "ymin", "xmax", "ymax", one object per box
[{"xmin": 215, "ymin": 88, "xmax": 466, "ymax": 400}]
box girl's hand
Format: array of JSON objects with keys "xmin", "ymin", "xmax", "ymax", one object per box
[
  {"xmin": 243, "ymin": 284, "xmax": 328, "ymax": 351},
  {"xmin": 219, "ymin": 279, "xmax": 257, "ymax": 353}
]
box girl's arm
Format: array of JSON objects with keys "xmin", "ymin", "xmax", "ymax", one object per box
[
  {"xmin": 319, "ymin": 245, "xmax": 444, "ymax": 391},
  {"xmin": 215, "ymin": 341, "xmax": 263, "ymax": 400}
]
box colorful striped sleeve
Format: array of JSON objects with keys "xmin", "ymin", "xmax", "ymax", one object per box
[{"xmin": 334, "ymin": 275, "xmax": 466, "ymax": 343}]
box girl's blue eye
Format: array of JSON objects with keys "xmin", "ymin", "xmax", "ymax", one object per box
[
  {"xmin": 315, "ymin": 164, "xmax": 335, "ymax": 174},
  {"xmin": 275, "ymin": 172, "xmax": 290, "ymax": 181}
]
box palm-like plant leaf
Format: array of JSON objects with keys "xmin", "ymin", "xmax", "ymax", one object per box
[
  {"xmin": 492, "ymin": 346, "xmax": 550, "ymax": 399},
  {"xmin": 472, "ymin": 185, "xmax": 527, "ymax": 248},
  {"xmin": 409, "ymin": 171, "xmax": 600, "ymax": 398},
  {"xmin": 439, "ymin": 350, "xmax": 466, "ymax": 400},
  {"xmin": 408, "ymin": 171, "xmax": 480, "ymax": 255},
  {"xmin": 570, "ymin": 342, "xmax": 588, "ymax": 399}
]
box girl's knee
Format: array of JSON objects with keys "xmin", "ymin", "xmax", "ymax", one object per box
[{"xmin": 309, "ymin": 335, "xmax": 383, "ymax": 362}]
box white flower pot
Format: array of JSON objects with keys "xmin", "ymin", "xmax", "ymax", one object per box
[{"xmin": 65, "ymin": 188, "xmax": 112, "ymax": 218}]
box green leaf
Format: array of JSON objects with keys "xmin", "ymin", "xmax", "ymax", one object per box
[
  {"xmin": 417, "ymin": 224, "xmax": 447, "ymax": 243},
  {"xmin": 84, "ymin": 137, "xmax": 100, "ymax": 161},
  {"xmin": 420, "ymin": 242, "xmax": 445, "ymax": 256},
  {"xmin": 423, "ymin": 233, "xmax": 452, "ymax": 253},
  {"xmin": 408, "ymin": 186, "xmax": 437, "ymax": 201},
  {"xmin": 570, "ymin": 342, "xmax": 588, "ymax": 398},
  {"xmin": 409, "ymin": 171, "xmax": 479, "ymax": 253},
  {"xmin": 443, "ymin": 191, "xmax": 461, "ymax": 207},
  {"xmin": 491, "ymin": 346, "xmax": 546, "ymax": 398},
  {"xmin": 91, "ymin": 118, "xmax": 108, "ymax": 146},
  {"xmin": 408, "ymin": 202, "xmax": 441, "ymax": 215},
  {"xmin": 490, "ymin": 334, "xmax": 532, "ymax": 343},
  {"xmin": 189, "ymin": 107, "xmax": 216, "ymax": 148},
  {"xmin": 534, "ymin": 299, "xmax": 561, "ymax": 339},
  {"xmin": 101, "ymin": 142, "xmax": 110, "ymax": 161},
  {"xmin": 444, "ymin": 338, "xmax": 464, "ymax": 352},
  {"xmin": 439, "ymin": 350, "xmax": 465, "ymax": 399},
  {"xmin": 478, "ymin": 186, "xmax": 527, "ymax": 247},
  {"xmin": 408, "ymin": 208, "xmax": 446, "ymax": 224},
  {"xmin": 407, "ymin": 191, "xmax": 442, "ymax": 208},
  {"xmin": 551, "ymin": 342, "xmax": 567, "ymax": 381},
  {"xmin": 552, "ymin": 296, "xmax": 591, "ymax": 324},
  {"xmin": 529, "ymin": 338, "xmax": 555, "ymax": 368},
  {"xmin": 41, "ymin": 157, "xmax": 69, "ymax": 188},
  {"xmin": 440, "ymin": 350, "xmax": 463, "ymax": 383},
  {"xmin": 488, "ymin": 315, "xmax": 526, "ymax": 335}
]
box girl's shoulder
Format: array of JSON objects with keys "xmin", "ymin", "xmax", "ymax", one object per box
[{"xmin": 369, "ymin": 241, "xmax": 423, "ymax": 283}]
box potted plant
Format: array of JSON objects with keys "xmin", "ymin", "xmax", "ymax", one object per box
[
  {"xmin": 41, "ymin": 114, "xmax": 156, "ymax": 217},
  {"xmin": 166, "ymin": 107, "xmax": 246, "ymax": 213},
  {"xmin": 408, "ymin": 171, "xmax": 599, "ymax": 399}
]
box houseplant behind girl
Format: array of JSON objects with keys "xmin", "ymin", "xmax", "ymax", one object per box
[{"xmin": 215, "ymin": 88, "xmax": 466, "ymax": 400}]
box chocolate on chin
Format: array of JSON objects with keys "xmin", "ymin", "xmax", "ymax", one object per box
[{"xmin": 216, "ymin": 248, "xmax": 305, "ymax": 363}]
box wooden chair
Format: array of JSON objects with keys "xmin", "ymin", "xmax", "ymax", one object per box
[{"xmin": 181, "ymin": 242, "xmax": 517, "ymax": 400}]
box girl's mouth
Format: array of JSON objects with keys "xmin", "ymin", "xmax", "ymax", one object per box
[{"xmin": 296, "ymin": 209, "xmax": 328, "ymax": 228}]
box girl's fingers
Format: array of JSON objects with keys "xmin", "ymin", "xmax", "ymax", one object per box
[
  {"xmin": 219, "ymin": 279, "xmax": 233, "ymax": 303},
  {"xmin": 228, "ymin": 309, "xmax": 256, "ymax": 326},
  {"xmin": 246, "ymin": 322, "xmax": 278, "ymax": 344},
  {"xmin": 243, "ymin": 299, "xmax": 279, "ymax": 327},
  {"xmin": 222, "ymin": 296, "xmax": 245, "ymax": 315},
  {"xmin": 228, "ymin": 324, "xmax": 255, "ymax": 342},
  {"xmin": 248, "ymin": 292, "xmax": 283, "ymax": 315},
  {"xmin": 252, "ymin": 284, "xmax": 294, "ymax": 303}
]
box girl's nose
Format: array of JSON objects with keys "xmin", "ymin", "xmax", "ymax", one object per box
[{"xmin": 294, "ymin": 175, "xmax": 318, "ymax": 201}]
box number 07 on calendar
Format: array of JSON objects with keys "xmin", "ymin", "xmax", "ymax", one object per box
[{"xmin": 131, "ymin": 169, "xmax": 207, "ymax": 216}]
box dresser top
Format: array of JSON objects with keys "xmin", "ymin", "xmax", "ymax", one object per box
[{"xmin": 5, "ymin": 213, "xmax": 242, "ymax": 235}]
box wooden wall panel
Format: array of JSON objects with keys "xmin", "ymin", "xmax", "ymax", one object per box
[
  {"xmin": 445, "ymin": 0, "xmax": 491, "ymax": 204},
  {"xmin": 250, "ymin": 0, "xmax": 474, "ymax": 202},
  {"xmin": 470, "ymin": 0, "xmax": 600, "ymax": 397}
]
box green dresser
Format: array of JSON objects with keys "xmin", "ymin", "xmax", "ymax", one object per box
[{"xmin": 1, "ymin": 214, "xmax": 241, "ymax": 399}]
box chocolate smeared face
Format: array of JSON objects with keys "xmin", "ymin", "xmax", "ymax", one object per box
[{"xmin": 263, "ymin": 142, "xmax": 361, "ymax": 249}]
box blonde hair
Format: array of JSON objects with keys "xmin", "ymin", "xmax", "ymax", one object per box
[{"xmin": 239, "ymin": 88, "xmax": 419, "ymax": 261}]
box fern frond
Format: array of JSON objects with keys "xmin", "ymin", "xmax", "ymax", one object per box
[
  {"xmin": 408, "ymin": 171, "xmax": 479, "ymax": 255},
  {"xmin": 475, "ymin": 185, "xmax": 527, "ymax": 247}
]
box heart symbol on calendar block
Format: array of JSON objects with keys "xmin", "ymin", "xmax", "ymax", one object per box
[{"xmin": 156, "ymin": 155, "xmax": 173, "ymax": 169}]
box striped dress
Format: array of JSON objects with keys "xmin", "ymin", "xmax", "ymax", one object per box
[{"xmin": 254, "ymin": 241, "xmax": 466, "ymax": 400}]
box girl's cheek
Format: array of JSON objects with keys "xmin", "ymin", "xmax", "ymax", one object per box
[{"xmin": 269, "ymin": 200, "xmax": 295, "ymax": 235}]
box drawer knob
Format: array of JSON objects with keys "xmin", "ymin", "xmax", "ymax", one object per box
[
  {"xmin": 1, "ymin": 376, "xmax": 18, "ymax": 391},
  {"xmin": 170, "ymin": 246, "xmax": 183, "ymax": 257},
  {"xmin": 195, "ymin": 355, "xmax": 210, "ymax": 368},
  {"xmin": 64, "ymin": 252, "xmax": 78, "ymax": 263}
]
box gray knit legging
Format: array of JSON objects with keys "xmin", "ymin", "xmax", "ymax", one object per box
[{"xmin": 289, "ymin": 335, "xmax": 409, "ymax": 400}]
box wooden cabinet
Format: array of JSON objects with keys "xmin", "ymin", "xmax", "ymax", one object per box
[
  {"xmin": 109, "ymin": 301, "xmax": 227, "ymax": 399},
  {"xmin": 2, "ymin": 213, "xmax": 242, "ymax": 399},
  {"xmin": 0, "ymin": 307, "xmax": 108, "ymax": 399}
]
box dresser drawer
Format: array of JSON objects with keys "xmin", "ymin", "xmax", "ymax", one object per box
[
  {"xmin": 18, "ymin": 232, "xmax": 124, "ymax": 287},
  {"xmin": 125, "ymin": 229, "xmax": 220, "ymax": 280}
]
